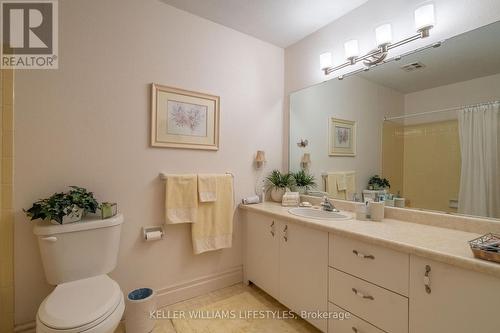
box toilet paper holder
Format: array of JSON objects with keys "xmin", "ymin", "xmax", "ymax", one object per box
[{"xmin": 142, "ymin": 226, "xmax": 165, "ymax": 241}]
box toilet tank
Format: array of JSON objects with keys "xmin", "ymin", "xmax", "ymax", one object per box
[{"xmin": 33, "ymin": 214, "xmax": 123, "ymax": 285}]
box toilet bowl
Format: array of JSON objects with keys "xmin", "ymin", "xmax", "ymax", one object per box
[
  {"xmin": 36, "ymin": 275, "xmax": 124, "ymax": 333},
  {"xmin": 33, "ymin": 214, "xmax": 125, "ymax": 333}
]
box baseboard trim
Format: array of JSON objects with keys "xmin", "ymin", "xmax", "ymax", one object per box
[
  {"xmin": 155, "ymin": 265, "xmax": 243, "ymax": 307},
  {"xmin": 14, "ymin": 321, "xmax": 36, "ymax": 333}
]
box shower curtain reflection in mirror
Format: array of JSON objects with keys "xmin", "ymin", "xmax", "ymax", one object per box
[{"xmin": 458, "ymin": 102, "xmax": 500, "ymax": 218}]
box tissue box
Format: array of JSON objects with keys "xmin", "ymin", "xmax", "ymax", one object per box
[
  {"xmin": 101, "ymin": 202, "xmax": 117, "ymax": 219},
  {"xmin": 282, "ymin": 192, "xmax": 300, "ymax": 207}
]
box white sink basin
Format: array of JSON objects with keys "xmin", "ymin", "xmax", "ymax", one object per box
[{"xmin": 288, "ymin": 207, "xmax": 351, "ymax": 220}]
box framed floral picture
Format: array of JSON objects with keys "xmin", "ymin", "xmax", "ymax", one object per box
[
  {"xmin": 329, "ymin": 117, "xmax": 356, "ymax": 156},
  {"xmin": 151, "ymin": 84, "xmax": 220, "ymax": 150}
]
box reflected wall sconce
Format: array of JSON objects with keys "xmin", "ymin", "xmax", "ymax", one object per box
[
  {"xmin": 320, "ymin": 3, "xmax": 435, "ymax": 76},
  {"xmin": 301, "ymin": 153, "xmax": 311, "ymax": 169},
  {"xmin": 255, "ymin": 150, "xmax": 266, "ymax": 168}
]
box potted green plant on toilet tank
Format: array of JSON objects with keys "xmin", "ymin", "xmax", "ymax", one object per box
[{"xmin": 24, "ymin": 186, "xmax": 99, "ymax": 224}]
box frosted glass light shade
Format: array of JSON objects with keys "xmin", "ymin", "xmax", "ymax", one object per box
[
  {"xmin": 415, "ymin": 3, "xmax": 435, "ymax": 30},
  {"xmin": 319, "ymin": 52, "xmax": 332, "ymax": 69},
  {"xmin": 375, "ymin": 24, "xmax": 392, "ymax": 46},
  {"xmin": 344, "ymin": 40, "xmax": 359, "ymax": 59}
]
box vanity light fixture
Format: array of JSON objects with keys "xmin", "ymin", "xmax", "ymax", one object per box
[
  {"xmin": 255, "ymin": 150, "xmax": 266, "ymax": 169},
  {"xmin": 320, "ymin": 3, "xmax": 435, "ymax": 76},
  {"xmin": 344, "ymin": 40, "xmax": 360, "ymax": 63}
]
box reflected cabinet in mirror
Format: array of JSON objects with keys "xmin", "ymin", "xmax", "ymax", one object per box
[{"xmin": 289, "ymin": 21, "xmax": 500, "ymax": 220}]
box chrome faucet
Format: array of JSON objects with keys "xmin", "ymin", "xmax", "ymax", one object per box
[{"xmin": 321, "ymin": 196, "xmax": 339, "ymax": 212}]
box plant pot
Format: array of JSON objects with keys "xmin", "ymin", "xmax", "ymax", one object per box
[
  {"xmin": 270, "ymin": 187, "xmax": 286, "ymax": 202},
  {"xmin": 295, "ymin": 186, "xmax": 307, "ymax": 194},
  {"xmin": 53, "ymin": 206, "xmax": 84, "ymax": 225}
]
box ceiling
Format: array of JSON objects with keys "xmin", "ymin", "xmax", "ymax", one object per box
[
  {"xmin": 160, "ymin": 0, "xmax": 368, "ymax": 48},
  {"xmin": 359, "ymin": 21, "xmax": 500, "ymax": 93}
]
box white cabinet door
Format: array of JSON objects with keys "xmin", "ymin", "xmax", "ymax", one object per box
[
  {"xmin": 279, "ymin": 220, "xmax": 329, "ymax": 332},
  {"xmin": 409, "ymin": 255, "xmax": 500, "ymax": 333},
  {"xmin": 244, "ymin": 211, "xmax": 280, "ymax": 299}
]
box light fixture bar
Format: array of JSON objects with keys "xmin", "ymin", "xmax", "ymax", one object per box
[
  {"xmin": 322, "ymin": 3, "xmax": 435, "ymax": 76},
  {"xmin": 323, "ymin": 28, "xmax": 431, "ymax": 75}
]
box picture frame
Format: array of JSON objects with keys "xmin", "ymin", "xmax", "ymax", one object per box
[
  {"xmin": 329, "ymin": 117, "xmax": 356, "ymax": 156},
  {"xmin": 151, "ymin": 84, "xmax": 220, "ymax": 150}
]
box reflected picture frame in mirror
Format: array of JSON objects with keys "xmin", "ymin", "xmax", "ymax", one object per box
[{"xmin": 329, "ymin": 117, "xmax": 356, "ymax": 157}]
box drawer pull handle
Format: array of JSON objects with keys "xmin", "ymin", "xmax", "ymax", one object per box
[
  {"xmin": 352, "ymin": 328, "xmax": 359, "ymax": 333},
  {"xmin": 352, "ymin": 288, "xmax": 374, "ymax": 300},
  {"xmin": 424, "ymin": 264, "xmax": 432, "ymax": 294},
  {"xmin": 283, "ymin": 225, "xmax": 288, "ymax": 242},
  {"xmin": 352, "ymin": 250, "xmax": 375, "ymax": 259},
  {"xmin": 270, "ymin": 221, "xmax": 275, "ymax": 237}
]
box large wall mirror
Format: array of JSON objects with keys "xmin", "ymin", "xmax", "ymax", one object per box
[{"xmin": 289, "ymin": 21, "xmax": 500, "ymax": 220}]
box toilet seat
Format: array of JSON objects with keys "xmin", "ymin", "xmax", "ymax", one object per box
[{"xmin": 37, "ymin": 275, "xmax": 123, "ymax": 332}]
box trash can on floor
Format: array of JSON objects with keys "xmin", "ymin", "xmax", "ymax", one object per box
[{"xmin": 125, "ymin": 288, "xmax": 156, "ymax": 333}]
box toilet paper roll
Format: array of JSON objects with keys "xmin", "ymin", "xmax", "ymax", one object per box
[
  {"xmin": 242, "ymin": 195, "xmax": 261, "ymax": 204},
  {"xmin": 145, "ymin": 230, "xmax": 162, "ymax": 241}
]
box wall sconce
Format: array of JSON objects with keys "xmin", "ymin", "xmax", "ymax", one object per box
[
  {"xmin": 255, "ymin": 150, "xmax": 266, "ymax": 169},
  {"xmin": 320, "ymin": 3, "xmax": 436, "ymax": 75},
  {"xmin": 301, "ymin": 153, "xmax": 311, "ymax": 169}
]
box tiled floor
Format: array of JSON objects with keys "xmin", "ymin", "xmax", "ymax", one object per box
[{"xmin": 116, "ymin": 283, "xmax": 320, "ymax": 333}]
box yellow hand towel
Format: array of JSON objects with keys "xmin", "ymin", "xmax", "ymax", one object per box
[
  {"xmin": 327, "ymin": 172, "xmax": 347, "ymax": 200},
  {"xmin": 165, "ymin": 174, "xmax": 198, "ymax": 224},
  {"xmin": 336, "ymin": 173, "xmax": 347, "ymax": 191},
  {"xmin": 198, "ymin": 174, "xmax": 217, "ymax": 202},
  {"xmin": 192, "ymin": 174, "xmax": 234, "ymax": 254},
  {"xmin": 345, "ymin": 172, "xmax": 357, "ymax": 201}
]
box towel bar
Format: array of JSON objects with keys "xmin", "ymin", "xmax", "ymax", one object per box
[
  {"xmin": 159, "ymin": 172, "xmax": 236, "ymax": 203},
  {"xmin": 159, "ymin": 172, "xmax": 234, "ymax": 180}
]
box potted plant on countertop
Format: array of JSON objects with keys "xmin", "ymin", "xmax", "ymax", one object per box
[
  {"xmin": 24, "ymin": 186, "xmax": 99, "ymax": 224},
  {"xmin": 367, "ymin": 175, "xmax": 391, "ymax": 191},
  {"xmin": 291, "ymin": 169, "xmax": 317, "ymax": 194},
  {"xmin": 265, "ymin": 170, "xmax": 295, "ymax": 202}
]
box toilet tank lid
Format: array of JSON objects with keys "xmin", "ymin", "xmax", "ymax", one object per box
[{"xmin": 33, "ymin": 213, "xmax": 123, "ymax": 236}]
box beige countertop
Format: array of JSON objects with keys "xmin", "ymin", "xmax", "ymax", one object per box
[{"xmin": 239, "ymin": 202, "xmax": 500, "ymax": 278}]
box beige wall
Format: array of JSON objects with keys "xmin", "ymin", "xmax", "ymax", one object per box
[
  {"xmin": 13, "ymin": 0, "xmax": 284, "ymax": 324},
  {"xmin": 404, "ymin": 73, "xmax": 500, "ymax": 123},
  {"xmin": 1, "ymin": 69, "xmax": 14, "ymax": 333}
]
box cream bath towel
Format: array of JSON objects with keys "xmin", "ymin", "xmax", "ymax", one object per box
[
  {"xmin": 345, "ymin": 171, "xmax": 357, "ymax": 201},
  {"xmin": 192, "ymin": 174, "xmax": 234, "ymax": 254},
  {"xmin": 165, "ymin": 174, "xmax": 198, "ymax": 224},
  {"xmin": 327, "ymin": 172, "xmax": 347, "ymax": 200},
  {"xmin": 198, "ymin": 174, "xmax": 217, "ymax": 202},
  {"xmin": 336, "ymin": 173, "xmax": 347, "ymax": 191}
]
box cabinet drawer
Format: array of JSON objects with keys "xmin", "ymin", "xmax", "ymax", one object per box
[
  {"xmin": 330, "ymin": 234, "xmax": 409, "ymax": 296},
  {"xmin": 329, "ymin": 268, "xmax": 408, "ymax": 333},
  {"xmin": 328, "ymin": 303, "xmax": 386, "ymax": 333}
]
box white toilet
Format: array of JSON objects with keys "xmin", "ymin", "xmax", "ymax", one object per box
[{"xmin": 33, "ymin": 214, "xmax": 125, "ymax": 333}]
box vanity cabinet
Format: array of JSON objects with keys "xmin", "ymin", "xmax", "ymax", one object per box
[
  {"xmin": 244, "ymin": 211, "xmax": 328, "ymax": 332},
  {"xmin": 245, "ymin": 211, "xmax": 280, "ymax": 299},
  {"xmin": 279, "ymin": 219, "xmax": 328, "ymax": 331},
  {"xmin": 244, "ymin": 208, "xmax": 500, "ymax": 333},
  {"xmin": 329, "ymin": 234, "xmax": 409, "ymax": 333},
  {"xmin": 409, "ymin": 255, "xmax": 500, "ymax": 333}
]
